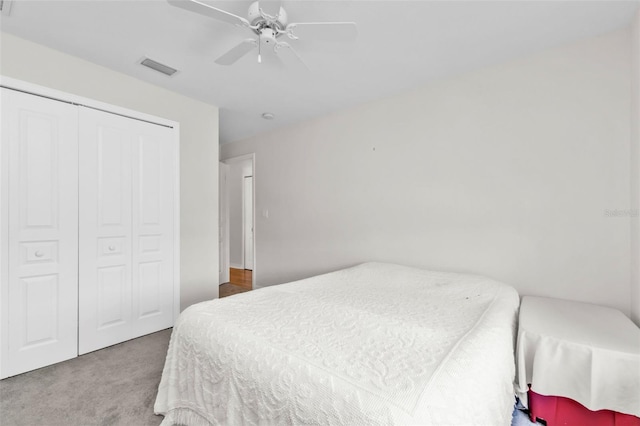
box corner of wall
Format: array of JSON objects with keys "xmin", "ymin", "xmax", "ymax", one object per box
[{"xmin": 630, "ymin": 9, "xmax": 640, "ymax": 326}]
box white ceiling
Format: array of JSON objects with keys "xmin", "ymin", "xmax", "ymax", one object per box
[{"xmin": 1, "ymin": 0, "xmax": 638, "ymax": 144}]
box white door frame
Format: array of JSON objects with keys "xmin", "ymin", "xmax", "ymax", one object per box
[
  {"xmin": 243, "ymin": 175, "xmax": 254, "ymax": 270},
  {"xmin": 218, "ymin": 162, "xmax": 230, "ymax": 285},
  {"xmin": 221, "ymin": 153, "xmax": 255, "ymax": 288}
]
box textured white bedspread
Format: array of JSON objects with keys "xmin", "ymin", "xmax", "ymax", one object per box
[{"xmin": 155, "ymin": 262, "xmax": 520, "ymax": 425}]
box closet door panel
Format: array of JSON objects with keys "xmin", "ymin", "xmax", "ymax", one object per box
[
  {"xmin": 79, "ymin": 108, "xmax": 175, "ymax": 352},
  {"xmin": 131, "ymin": 124, "xmax": 174, "ymax": 338},
  {"xmin": 1, "ymin": 88, "xmax": 78, "ymax": 378},
  {"xmin": 78, "ymin": 108, "xmax": 133, "ymax": 355}
]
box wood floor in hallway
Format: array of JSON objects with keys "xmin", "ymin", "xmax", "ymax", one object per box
[{"xmin": 219, "ymin": 268, "xmax": 252, "ymax": 298}]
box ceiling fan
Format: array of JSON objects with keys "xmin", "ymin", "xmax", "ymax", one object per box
[{"xmin": 167, "ymin": 0, "xmax": 357, "ymax": 67}]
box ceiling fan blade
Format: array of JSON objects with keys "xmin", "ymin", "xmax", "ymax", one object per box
[
  {"xmin": 258, "ymin": 0, "xmax": 282, "ymax": 20},
  {"xmin": 264, "ymin": 50, "xmax": 285, "ymax": 69},
  {"xmin": 285, "ymin": 22, "xmax": 358, "ymax": 42},
  {"xmin": 274, "ymin": 42, "xmax": 308, "ymax": 70},
  {"xmin": 167, "ymin": 0, "xmax": 250, "ymax": 28},
  {"xmin": 215, "ymin": 39, "xmax": 257, "ymax": 65}
]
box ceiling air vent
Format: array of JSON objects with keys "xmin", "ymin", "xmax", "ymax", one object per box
[
  {"xmin": 140, "ymin": 58, "xmax": 178, "ymax": 77},
  {"xmin": 0, "ymin": 0, "xmax": 14, "ymax": 16}
]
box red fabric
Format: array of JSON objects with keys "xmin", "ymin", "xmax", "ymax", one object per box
[{"xmin": 528, "ymin": 390, "xmax": 640, "ymax": 426}]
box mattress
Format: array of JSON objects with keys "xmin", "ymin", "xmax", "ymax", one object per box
[{"xmin": 154, "ymin": 262, "xmax": 520, "ymax": 425}]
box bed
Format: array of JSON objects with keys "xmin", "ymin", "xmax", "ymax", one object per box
[{"xmin": 154, "ymin": 262, "xmax": 520, "ymax": 425}]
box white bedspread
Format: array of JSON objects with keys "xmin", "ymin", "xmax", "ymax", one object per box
[{"xmin": 155, "ymin": 262, "xmax": 520, "ymax": 425}]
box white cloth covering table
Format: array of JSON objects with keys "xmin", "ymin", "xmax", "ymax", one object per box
[{"xmin": 515, "ymin": 296, "xmax": 640, "ymax": 417}]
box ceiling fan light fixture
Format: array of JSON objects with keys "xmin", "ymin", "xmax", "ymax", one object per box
[{"xmin": 262, "ymin": 112, "xmax": 275, "ymax": 120}]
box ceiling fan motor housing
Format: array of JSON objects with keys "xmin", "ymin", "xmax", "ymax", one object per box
[{"xmin": 259, "ymin": 28, "xmax": 277, "ymax": 45}]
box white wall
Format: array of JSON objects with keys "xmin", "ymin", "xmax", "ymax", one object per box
[
  {"xmin": 631, "ymin": 10, "xmax": 640, "ymax": 326},
  {"xmin": 222, "ymin": 29, "xmax": 633, "ymax": 316},
  {"xmin": 227, "ymin": 159, "xmax": 252, "ymax": 268},
  {"xmin": 1, "ymin": 32, "xmax": 220, "ymax": 309}
]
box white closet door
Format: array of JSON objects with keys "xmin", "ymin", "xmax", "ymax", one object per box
[
  {"xmin": 79, "ymin": 107, "xmax": 174, "ymax": 353},
  {"xmin": 78, "ymin": 108, "xmax": 133, "ymax": 354},
  {"xmin": 1, "ymin": 88, "xmax": 79, "ymax": 378},
  {"xmin": 130, "ymin": 120, "xmax": 174, "ymax": 338}
]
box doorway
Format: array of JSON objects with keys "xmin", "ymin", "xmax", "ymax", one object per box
[
  {"xmin": 219, "ymin": 154, "xmax": 255, "ymax": 297},
  {"xmin": 243, "ymin": 175, "xmax": 254, "ymax": 270},
  {"xmin": 219, "ymin": 269, "xmax": 252, "ymax": 298}
]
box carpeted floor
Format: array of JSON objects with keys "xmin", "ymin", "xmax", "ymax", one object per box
[
  {"xmin": 0, "ymin": 326, "xmax": 537, "ymax": 426},
  {"xmin": 512, "ymin": 400, "xmax": 537, "ymax": 426},
  {"xmin": 0, "ymin": 329, "xmax": 172, "ymax": 426}
]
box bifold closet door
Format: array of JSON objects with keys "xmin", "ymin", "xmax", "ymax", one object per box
[
  {"xmin": 1, "ymin": 88, "xmax": 79, "ymax": 378},
  {"xmin": 78, "ymin": 107, "xmax": 175, "ymax": 355}
]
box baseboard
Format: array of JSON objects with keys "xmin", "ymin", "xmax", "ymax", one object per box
[{"xmin": 230, "ymin": 263, "xmax": 243, "ymax": 270}]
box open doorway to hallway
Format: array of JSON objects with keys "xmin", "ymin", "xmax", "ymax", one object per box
[
  {"xmin": 219, "ymin": 154, "xmax": 255, "ymax": 298},
  {"xmin": 219, "ymin": 268, "xmax": 252, "ymax": 298}
]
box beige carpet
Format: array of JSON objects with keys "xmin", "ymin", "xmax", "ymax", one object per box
[{"xmin": 0, "ymin": 328, "xmax": 172, "ymax": 426}]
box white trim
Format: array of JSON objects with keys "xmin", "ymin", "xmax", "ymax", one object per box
[
  {"xmin": 223, "ymin": 153, "xmax": 254, "ymax": 165},
  {"xmin": 0, "ymin": 76, "xmax": 177, "ymax": 129},
  {"xmin": 173, "ymin": 123, "xmax": 181, "ymax": 317},
  {"xmin": 242, "ymin": 175, "xmax": 254, "ymax": 271},
  {"xmin": 250, "ymin": 154, "xmax": 256, "ymax": 288},
  {"xmin": 218, "ymin": 163, "xmax": 230, "ymax": 286},
  {"xmin": 0, "ymin": 88, "xmax": 8, "ymax": 378},
  {"xmin": 240, "ymin": 173, "xmax": 245, "ymax": 270}
]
